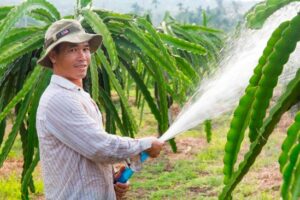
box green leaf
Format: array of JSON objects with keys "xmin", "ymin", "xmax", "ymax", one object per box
[
  {"xmin": 248, "ymin": 14, "xmax": 300, "ymax": 142},
  {"xmin": 89, "ymin": 55, "xmax": 99, "ymax": 101},
  {"xmin": 105, "ymin": 21, "xmax": 126, "ymax": 34},
  {"xmin": 222, "ymin": 20, "xmax": 290, "ymax": 184},
  {"xmin": 29, "ymin": 8, "xmax": 57, "ymax": 23},
  {"xmin": 27, "ymin": 69, "xmax": 51, "ymax": 151},
  {"xmin": 219, "ymin": 66, "xmax": 300, "ymax": 199},
  {"xmin": 0, "ymin": 32, "xmax": 44, "ymax": 66},
  {"xmin": 21, "ymin": 148, "xmax": 40, "ymax": 199},
  {"xmin": 0, "ymin": 89, "xmax": 34, "ymax": 167},
  {"xmin": 0, "ymin": 0, "xmax": 59, "ymax": 47},
  {"xmin": 83, "ymin": 10, "xmax": 119, "ymax": 70},
  {"xmin": 0, "ymin": 6, "xmax": 14, "ymax": 20},
  {"xmin": 290, "ymin": 158, "xmax": 300, "ymax": 199},
  {"xmin": 138, "ymin": 54, "xmax": 169, "ymax": 134},
  {"xmin": 95, "ymin": 49, "xmax": 137, "ymax": 133},
  {"xmin": 0, "ymin": 66, "xmax": 42, "ymax": 123},
  {"xmin": 181, "ymin": 24, "xmax": 223, "ymax": 34},
  {"xmin": 94, "ymin": 9, "xmax": 133, "ymax": 22},
  {"xmin": 124, "ymin": 27, "xmax": 179, "ymax": 78},
  {"xmin": 121, "ymin": 58, "xmax": 161, "ymax": 124},
  {"xmin": 136, "ymin": 18, "xmax": 191, "ymax": 93},
  {"xmin": 281, "ymin": 135, "xmax": 300, "ymax": 199},
  {"xmin": 136, "ymin": 18, "xmax": 177, "ymax": 67},
  {"xmin": 246, "ymin": 0, "xmax": 300, "ymax": 29},
  {"xmin": 159, "ymin": 32, "xmax": 208, "ymax": 55},
  {"xmin": 279, "ymin": 111, "xmax": 300, "ymax": 172},
  {"xmin": 202, "ymin": 10, "xmax": 207, "ymax": 27},
  {"xmin": 204, "ymin": 119, "xmax": 212, "ymax": 143},
  {"xmin": 100, "ymin": 65, "xmax": 118, "ymax": 135},
  {"xmin": 120, "ymin": 101, "xmax": 134, "ymax": 138},
  {"xmin": 1, "ymin": 27, "xmax": 45, "ymax": 48},
  {"xmin": 19, "ymin": 69, "xmax": 51, "ymax": 198},
  {"xmin": 98, "ymin": 87, "xmax": 127, "ymax": 136},
  {"xmin": 80, "ymin": 0, "xmax": 92, "ymax": 8},
  {"xmin": 174, "ymin": 56, "xmax": 199, "ymax": 81}
]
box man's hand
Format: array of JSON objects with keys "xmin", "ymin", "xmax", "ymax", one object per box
[
  {"xmin": 145, "ymin": 139, "xmax": 164, "ymax": 158},
  {"xmin": 114, "ymin": 182, "xmax": 129, "ymax": 200},
  {"xmin": 114, "ymin": 166, "xmax": 129, "ymax": 200}
]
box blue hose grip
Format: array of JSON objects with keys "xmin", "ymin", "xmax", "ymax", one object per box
[
  {"xmin": 140, "ymin": 151, "xmax": 149, "ymax": 162},
  {"xmin": 116, "ymin": 151, "xmax": 149, "ymax": 183},
  {"xmin": 117, "ymin": 167, "xmax": 134, "ymax": 183}
]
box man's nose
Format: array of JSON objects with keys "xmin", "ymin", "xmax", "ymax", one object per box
[{"xmin": 77, "ymin": 49, "xmax": 87, "ymax": 60}]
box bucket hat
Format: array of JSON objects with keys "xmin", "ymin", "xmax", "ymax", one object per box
[{"xmin": 37, "ymin": 19, "xmax": 102, "ymax": 68}]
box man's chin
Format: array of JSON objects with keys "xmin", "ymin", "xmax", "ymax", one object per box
[{"xmin": 79, "ymin": 73, "xmax": 87, "ymax": 79}]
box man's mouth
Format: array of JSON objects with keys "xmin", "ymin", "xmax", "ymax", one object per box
[{"xmin": 74, "ymin": 64, "xmax": 87, "ymax": 68}]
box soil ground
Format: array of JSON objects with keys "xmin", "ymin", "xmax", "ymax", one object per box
[{"xmin": 0, "ymin": 107, "xmax": 294, "ymax": 199}]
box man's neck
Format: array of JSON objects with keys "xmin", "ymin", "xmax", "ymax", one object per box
[
  {"xmin": 54, "ymin": 72, "xmax": 83, "ymax": 88},
  {"xmin": 70, "ymin": 79, "xmax": 83, "ymax": 88}
]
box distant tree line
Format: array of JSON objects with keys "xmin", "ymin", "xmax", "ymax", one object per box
[{"xmin": 130, "ymin": 0, "xmax": 245, "ymax": 31}]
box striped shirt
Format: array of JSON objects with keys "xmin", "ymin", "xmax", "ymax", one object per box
[{"xmin": 36, "ymin": 75, "xmax": 154, "ymax": 200}]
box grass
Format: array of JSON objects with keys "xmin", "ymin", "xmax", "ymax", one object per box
[
  {"xmin": 0, "ymin": 161, "xmax": 44, "ymax": 200},
  {"xmin": 125, "ymin": 109, "xmax": 285, "ymax": 199},
  {"xmin": 0, "ymin": 98, "xmax": 288, "ymax": 199},
  {"xmin": 127, "ymin": 128, "xmax": 283, "ymax": 199}
]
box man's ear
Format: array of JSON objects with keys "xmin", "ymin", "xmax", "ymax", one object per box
[{"xmin": 48, "ymin": 50, "xmax": 57, "ymax": 64}]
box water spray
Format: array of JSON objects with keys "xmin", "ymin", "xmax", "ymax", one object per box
[{"xmin": 116, "ymin": 2, "xmax": 300, "ymax": 184}]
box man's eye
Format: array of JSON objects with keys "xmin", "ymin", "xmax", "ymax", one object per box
[{"xmin": 84, "ymin": 47, "xmax": 90, "ymax": 51}]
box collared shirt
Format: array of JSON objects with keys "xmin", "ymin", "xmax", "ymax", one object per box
[{"xmin": 36, "ymin": 75, "xmax": 154, "ymax": 200}]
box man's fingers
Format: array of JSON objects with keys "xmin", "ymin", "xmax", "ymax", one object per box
[
  {"xmin": 115, "ymin": 187, "xmax": 128, "ymax": 194},
  {"xmin": 114, "ymin": 165, "xmax": 126, "ymax": 180},
  {"xmin": 114, "ymin": 177, "xmax": 129, "ymax": 200},
  {"xmin": 119, "ymin": 165, "xmax": 126, "ymax": 173},
  {"xmin": 145, "ymin": 140, "xmax": 164, "ymax": 158},
  {"xmin": 114, "ymin": 182, "xmax": 129, "ymax": 193},
  {"xmin": 116, "ymin": 182, "xmax": 129, "ymax": 189}
]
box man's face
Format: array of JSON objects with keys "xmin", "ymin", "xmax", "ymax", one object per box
[{"xmin": 49, "ymin": 42, "xmax": 91, "ymax": 82}]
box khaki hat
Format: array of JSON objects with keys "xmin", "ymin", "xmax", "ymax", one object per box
[{"xmin": 37, "ymin": 19, "xmax": 102, "ymax": 68}]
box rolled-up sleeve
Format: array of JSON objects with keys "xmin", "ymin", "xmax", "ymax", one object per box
[{"xmin": 45, "ymin": 92, "xmax": 154, "ymax": 164}]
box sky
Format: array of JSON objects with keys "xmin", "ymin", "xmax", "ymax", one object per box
[
  {"xmin": 0, "ymin": 0, "xmax": 260, "ymax": 26},
  {"xmin": 1, "ymin": 0, "xmax": 261, "ymax": 14}
]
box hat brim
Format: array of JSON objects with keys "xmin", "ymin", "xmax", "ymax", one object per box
[{"xmin": 37, "ymin": 32, "xmax": 102, "ymax": 68}]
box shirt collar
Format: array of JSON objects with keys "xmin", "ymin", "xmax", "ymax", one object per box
[{"xmin": 50, "ymin": 74, "xmax": 82, "ymax": 91}]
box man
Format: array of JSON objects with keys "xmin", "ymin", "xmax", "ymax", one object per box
[{"xmin": 36, "ymin": 19, "xmax": 164, "ymax": 200}]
